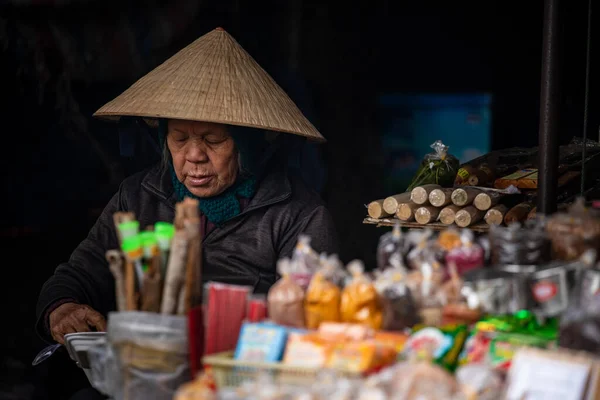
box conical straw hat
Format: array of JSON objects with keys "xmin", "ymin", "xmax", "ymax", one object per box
[{"xmin": 94, "ymin": 27, "xmax": 325, "ymax": 142}]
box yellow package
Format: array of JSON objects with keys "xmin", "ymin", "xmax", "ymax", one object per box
[
  {"xmin": 373, "ymin": 331, "xmax": 409, "ymax": 353},
  {"xmin": 282, "ymin": 332, "xmax": 334, "ymax": 368},
  {"xmin": 304, "ymin": 270, "xmax": 341, "ymax": 329},
  {"xmin": 340, "ymin": 261, "xmax": 384, "ymax": 330},
  {"xmin": 326, "ymin": 340, "xmax": 397, "ymax": 373}
]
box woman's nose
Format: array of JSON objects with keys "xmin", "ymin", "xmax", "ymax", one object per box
[{"xmin": 185, "ymin": 141, "xmax": 209, "ymax": 163}]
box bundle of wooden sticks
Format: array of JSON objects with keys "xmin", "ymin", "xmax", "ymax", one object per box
[{"xmin": 107, "ymin": 198, "xmax": 202, "ymax": 315}]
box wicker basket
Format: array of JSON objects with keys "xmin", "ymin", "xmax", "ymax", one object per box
[{"xmin": 202, "ymin": 352, "xmax": 362, "ymax": 388}]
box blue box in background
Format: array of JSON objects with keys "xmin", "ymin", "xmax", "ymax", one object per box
[{"xmin": 378, "ymin": 93, "xmax": 492, "ymax": 194}]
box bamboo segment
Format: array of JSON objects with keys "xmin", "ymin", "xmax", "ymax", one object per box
[
  {"xmin": 368, "ymin": 199, "xmax": 391, "ymax": 219},
  {"xmin": 410, "ymin": 184, "xmax": 441, "ymax": 205},
  {"xmin": 429, "ymin": 188, "xmax": 454, "ymax": 207},
  {"xmin": 451, "ymin": 188, "xmax": 481, "ymax": 207},
  {"xmin": 474, "ymin": 191, "xmax": 503, "ymax": 211},
  {"xmin": 383, "ymin": 192, "xmax": 412, "ymax": 215},
  {"xmin": 396, "ymin": 202, "xmax": 420, "ymax": 221},
  {"xmin": 439, "ymin": 205, "xmax": 462, "ymax": 225},
  {"xmin": 415, "ymin": 206, "xmax": 441, "ymax": 225},
  {"xmin": 455, "ymin": 206, "xmax": 485, "ymax": 227},
  {"xmin": 106, "ymin": 250, "xmax": 126, "ymax": 312},
  {"xmin": 504, "ymin": 202, "xmax": 535, "ymax": 225},
  {"xmin": 485, "ymin": 205, "xmax": 508, "ymax": 226}
]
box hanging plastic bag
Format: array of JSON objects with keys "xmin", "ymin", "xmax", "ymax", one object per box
[
  {"xmin": 406, "ymin": 140, "xmax": 460, "ymax": 191},
  {"xmin": 445, "ymin": 230, "xmax": 485, "ymax": 277},
  {"xmin": 340, "ymin": 261, "xmax": 384, "ymax": 330},
  {"xmin": 305, "ymin": 261, "xmax": 342, "ymax": 329},
  {"xmin": 267, "ymin": 258, "xmax": 306, "ymax": 328}
]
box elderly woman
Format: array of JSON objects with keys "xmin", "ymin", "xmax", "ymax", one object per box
[{"xmin": 36, "ymin": 28, "xmax": 338, "ymax": 348}]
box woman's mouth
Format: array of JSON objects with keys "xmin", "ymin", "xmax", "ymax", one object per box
[{"xmin": 186, "ymin": 175, "xmax": 214, "ymax": 186}]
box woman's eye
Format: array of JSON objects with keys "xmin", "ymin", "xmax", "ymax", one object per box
[{"xmin": 204, "ymin": 135, "xmax": 227, "ymax": 145}]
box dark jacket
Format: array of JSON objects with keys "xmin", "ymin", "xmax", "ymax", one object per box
[{"xmin": 35, "ymin": 164, "xmax": 339, "ymax": 342}]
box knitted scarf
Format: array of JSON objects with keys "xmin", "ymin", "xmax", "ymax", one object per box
[{"xmin": 158, "ymin": 120, "xmax": 257, "ymax": 226}]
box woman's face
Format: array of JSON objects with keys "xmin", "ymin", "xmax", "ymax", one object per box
[{"xmin": 167, "ymin": 120, "xmax": 238, "ymax": 198}]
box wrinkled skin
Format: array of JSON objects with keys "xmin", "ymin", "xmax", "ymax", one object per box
[
  {"xmin": 166, "ymin": 119, "xmax": 238, "ymax": 198},
  {"xmin": 49, "ymin": 302, "xmax": 107, "ymax": 344}
]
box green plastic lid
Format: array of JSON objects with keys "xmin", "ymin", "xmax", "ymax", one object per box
[
  {"xmin": 118, "ymin": 221, "xmax": 140, "ymax": 238},
  {"xmin": 121, "ymin": 234, "xmax": 142, "ymax": 252},
  {"xmin": 155, "ymin": 222, "xmax": 175, "ymax": 238},
  {"xmin": 139, "ymin": 231, "xmax": 158, "ymax": 246}
]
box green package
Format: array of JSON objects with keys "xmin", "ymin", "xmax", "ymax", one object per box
[{"xmin": 401, "ymin": 324, "xmax": 468, "ymax": 372}]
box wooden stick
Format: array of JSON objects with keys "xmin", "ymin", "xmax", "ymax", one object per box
[
  {"xmin": 368, "ymin": 199, "xmax": 391, "ymax": 219},
  {"xmin": 180, "ymin": 217, "xmax": 200, "ymax": 315},
  {"xmin": 415, "ymin": 206, "xmax": 441, "ymax": 225},
  {"xmin": 428, "ymin": 188, "xmax": 454, "ymax": 207},
  {"xmin": 113, "ymin": 212, "xmax": 135, "ymax": 244},
  {"xmin": 439, "ymin": 205, "xmax": 462, "ymax": 225},
  {"xmin": 451, "ymin": 187, "xmax": 481, "ymax": 207},
  {"xmin": 106, "ymin": 250, "xmax": 126, "ymax": 312},
  {"xmin": 125, "ymin": 259, "xmax": 137, "ymax": 311},
  {"xmin": 141, "ymin": 255, "xmax": 162, "ymax": 312},
  {"xmin": 410, "ymin": 184, "xmax": 441, "ymax": 205},
  {"xmin": 455, "ymin": 206, "xmax": 485, "ymax": 227},
  {"xmin": 396, "ymin": 202, "xmax": 420, "ymax": 221},
  {"xmin": 160, "ymin": 231, "xmax": 189, "ymax": 314},
  {"xmin": 485, "ymin": 204, "xmax": 508, "ymax": 225},
  {"xmin": 383, "ymin": 192, "xmax": 411, "ymax": 215}
]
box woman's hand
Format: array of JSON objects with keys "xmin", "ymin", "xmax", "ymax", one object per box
[{"xmin": 49, "ymin": 302, "xmax": 107, "ymax": 344}]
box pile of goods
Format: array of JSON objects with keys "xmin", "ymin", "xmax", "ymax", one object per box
[
  {"xmin": 174, "ymin": 199, "xmax": 600, "ymax": 399},
  {"xmin": 367, "ymin": 138, "xmax": 600, "ymax": 229}
]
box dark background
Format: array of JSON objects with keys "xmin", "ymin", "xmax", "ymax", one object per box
[{"xmin": 1, "ymin": 0, "xmax": 598, "ymax": 398}]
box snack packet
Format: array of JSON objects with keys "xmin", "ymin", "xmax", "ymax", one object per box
[
  {"xmin": 390, "ymin": 360, "xmax": 461, "ymax": 399},
  {"xmin": 305, "ymin": 263, "xmax": 342, "ymax": 329},
  {"xmin": 402, "ymin": 324, "xmax": 469, "ymax": 372},
  {"xmin": 376, "ymin": 222, "xmax": 407, "ymax": 273},
  {"xmin": 444, "ymin": 230, "xmax": 484, "ymax": 276},
  {"xmin": 289, "ymin": 235, "xmax": 321, "ymax": 289},
  {"xmin": 437, "ymin": 228, "xmax": 462, "ymax": 252},
  {"xmin": 340, "ymin": 261, "xmax": 384, "ymax": 330},
  {"xmin": 406, "ymin": 140, "xmax": 460, "ymax": 191},
  {"xmin": 374, "ymin": 267, "xmax": 419, "ymax": 331},
  {"xmin": 267, "ymin": 259, "xmax": 306, "ymax": 328}
]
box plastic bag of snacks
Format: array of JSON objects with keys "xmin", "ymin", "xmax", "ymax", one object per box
[
  {"xmin": 267, "ymin": 259, "xmax": 306, "ymax": 328},
  {"xmin": 444, "ymin": 230, "xmax": 485, "ymax": 276},
  {"xmin": 546, "ymin": 197, "xmax": 600, "ymax": 261},
  {"xmin": 406, "ymin": 140, "xmax": 460, "ymax": 192},
  {"xmin": 340, "ymin": 261, "xmax": 384, "ymax": 330},
  {"xmin": 374, "ymin": 267, "xmax": 418, "ymax": 331},
  {"xmin": 407, "ymin": 229, "xmax": 441, "ymax": 270},
  {"xmin": 376, "ymin": 222, "xmax": 408, "ymax": 273},
  {"xmin": 319, "ymin": 253, "xmax": 349, "ymax": 288},
  {"xmin": 455, "ymin": 364, "xmax": 505, "ymax": 400},
  {"xmin": 305, "ymin": 262, "xmax": 342, "ymax": 329},
  {"xmin": 437, "ymin": 228, "xmax": 462, "ymax": 252},
  {"xmin": 489, "ymin": 220, "xmax": 550, "ymax": 265},
  {"xmin": 289, "ymin": 235, "xmax": 321, "ymax": 289},
  {"xmin": 390, "ymin": 360, "xmax": 462, "ymax": 399}
]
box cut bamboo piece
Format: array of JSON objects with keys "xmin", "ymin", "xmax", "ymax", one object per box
[
  {"xmin": 485, "ymin": 204, "xmax": 508, "ymax": 226},
  {"xmin": 429, "ymin": 188, "xmax": 454, "ymax": 207},
  {"xmin": 504, "ymin": 202, "xmax": 535, "ymax": 225},
  {"xmin": 455, "ymin": 206, "xmax": 485, "ymax": 227},
  {"xmin": 396, "ymin": 202, "xmax": 420, "ymax": 221},
  {"xmin": 451, "ymin": 187, "xmax": 481, "ymax": 207},
  {"xmin": 410, "ymin": 184, "xmax": 441, "ymax": 205},
  {"xmin": 439, "ymin": 205, "xmax": 462, "ymax": 225},
  {"xmin": 415, "ymin": 206, "xmax": 441, "ymax": 225},
  {"xmin": 125, "ymin": 259, "xmax": 137, "ymax": 311},
  {"xmin": 180, "ymin": 217, "xmax": 201, "ymax": 315},
  {"xmin": 474, "ymin": 191, "xmax": 503, "ymax": 211},
  {"xmin": 383, "ymin": 192, "xmax": 411, "ymax": 215},
  {"xmin": 368, "ymin": 199, "xmax": 391, "ymax": 219},
  {"xmin": 160, "ymin": 231, "xmax": 189, "ymax": 314}
]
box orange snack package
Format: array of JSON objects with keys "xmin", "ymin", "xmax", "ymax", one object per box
[
  {"xmin": 304, "ymin": 264, "xmax": 341, "ymax": 329},
  {"xmin": 340, "ymin": 261, "xmax": 384, "ymax": 330},
  {"xmin": 326, "ymin": 340, "xmax": 398, "ymax": 373},
  {"xmin": 282, "ymin": 332, "xmax": 335, "ymax": 368},
  {"xmin": 373, "ymin": 331, "xmax": 410, "ymax": 353}
]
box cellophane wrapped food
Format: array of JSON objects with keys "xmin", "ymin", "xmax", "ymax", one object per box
[
  {"xmin": 305, "ymin": 262, "xmax": 342, "ymax": 329},
  {"xmin": 267, "ymin": 259, "xmax": 306, "ymax": 328},
  {"xmin": 406, "ymin": 140, "xmax": 460, "ymax": 192},
  {"xmin": 444, "ymin": 230, "xmax": 484, "ymax": 277},
  {"xmin": 489, "ymin": 220, "xmax": 550, "ymax": 265},
  {"xmin": 289, "ymin": 235, "xmax": 321, "ymax": 289},
  {"xmin": 340, "ymin": 261, "xmax": 384, "ymax": 330},
  {"xmin": 546, "ymin": 197, "xmax": 600, "ymax": 261},
  {"xmin": 407, "ymin": 229, "xmax": 442, "ymax": 270},
  {"xmin": 376, "ymin": 222, "xmax": 407, "ymax": 272},
  {"xmin": 374, "ymin": 265, "xmax": 418, "ymax": 331},
  {"xmin": 390, "ymin": 360, "xmax": 462, "ymax": 399}
]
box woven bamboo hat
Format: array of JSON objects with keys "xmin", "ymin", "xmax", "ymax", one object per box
[{"xmin": 94, "ymin": 27, "xmax": 325, "ymax": 142}]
